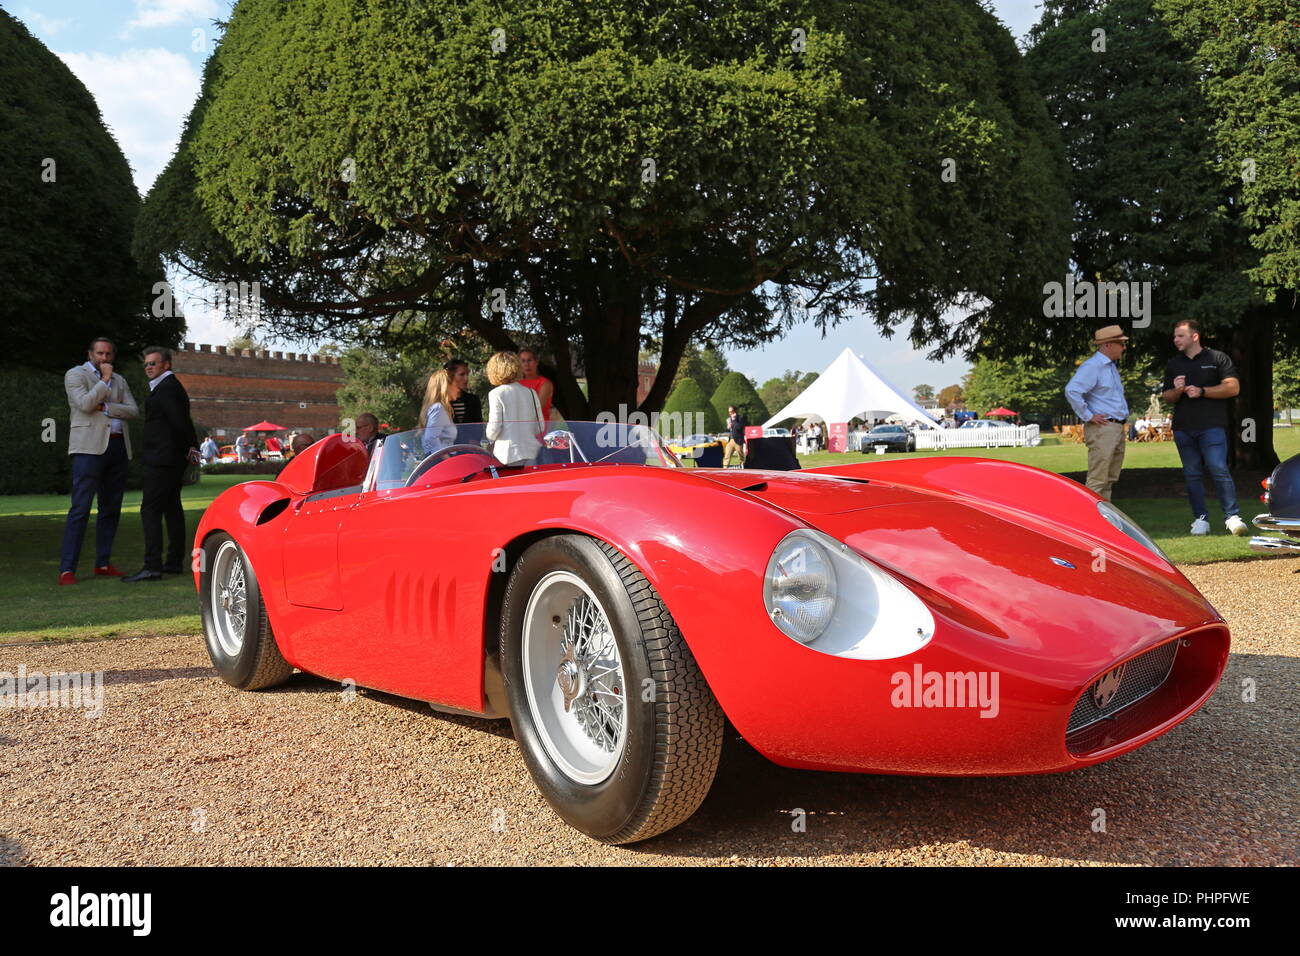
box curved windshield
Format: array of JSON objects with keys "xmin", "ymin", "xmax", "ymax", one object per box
[{"xmin": 366, "ymin": 419, "xmax": 681, "ymax": 490}]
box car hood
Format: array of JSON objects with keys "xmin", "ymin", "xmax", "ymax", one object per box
[
  {"xmin": 698, "ymin": 470, "xmax": 930, "ymax": 515},
  {"xmin": 810, "ymin": 500, "xmax": 1219, "ymax": 654},
  {"xmin": 700, "ymin": 468, "xmax": 1218, "ymax": 651}
]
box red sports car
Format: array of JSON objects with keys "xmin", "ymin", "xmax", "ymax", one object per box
[{"xmin": 194, "ymin": 421, "xmax": 1229, "ymax": 843}]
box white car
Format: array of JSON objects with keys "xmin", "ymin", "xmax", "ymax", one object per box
[
  {"xmin": 959, "ymin": 419, "xmax": 1015, "ymax": 429},
  {"xmin": 762, "ymin": 427, "xmax": 792, "ymax": 437}
]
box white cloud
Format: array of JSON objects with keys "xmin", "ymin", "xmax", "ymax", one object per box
[
  {"xmin": 55, "ymin": 47, "xmax": 201, "ymax": 193},
  {"xmin": 126, "ymin": 0, "xmax": 219, "ymax": 31},
  {"xmin": 16, "ymin": 8, "xmax": 72, "ymax": 36}
]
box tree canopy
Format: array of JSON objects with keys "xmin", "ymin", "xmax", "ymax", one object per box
[
  {"xmin": 759, "ymin": 369, "xmax": 819, "ymax": 417},
  {"xmin": 0, "ymin": 11, "xmax": 179, "ymax": 370},
  {"xmin": 670, "ymin": 343, "xmax": 733, "ymax": 400},
  {"xmin": 138, "ymin": 0, "xmax": 1070, "ymax": 416}
]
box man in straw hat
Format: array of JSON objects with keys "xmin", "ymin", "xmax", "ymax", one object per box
[{"xmin": 1064, "ymin": 325, "xmax": 1131, "ymax": 501}]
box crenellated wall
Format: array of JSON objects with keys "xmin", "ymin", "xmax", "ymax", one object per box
[{"xmin": 174, "ymin": 342, "xmax": 344, "ymax": 438}]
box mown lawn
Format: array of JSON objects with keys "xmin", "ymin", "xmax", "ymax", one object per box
[
  {"xmin": 0, "ymin": 474, "xmax": 252, "ymax": 643},
  {"xmin": 2, "ymin": 430, "xmax": 1295, "ymax": 642}
]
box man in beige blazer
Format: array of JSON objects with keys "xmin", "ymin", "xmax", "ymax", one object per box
[{"xmin": 58, "ymin": 337, "xmax": 139, "ymax": 585}]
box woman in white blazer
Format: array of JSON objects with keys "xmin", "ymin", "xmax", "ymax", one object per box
[{"xmin": 485, "ymin": 351, "xmax": 545, "ymax": 466}]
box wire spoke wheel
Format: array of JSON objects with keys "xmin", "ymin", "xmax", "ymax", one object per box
[
  {"xmin": 211, "ymin": 539, "xmax": 248, "ymax": 657},
  {"xmin": 502, "ymin": 535, "xmax": 724, "ymax": 843},
  {"xmin": 199, "ymin": 532, "xmax": 293, "ymax": 691},
  {"xmin": 522, "ymin": 571, "xmax": 628, "ymax": 785}
]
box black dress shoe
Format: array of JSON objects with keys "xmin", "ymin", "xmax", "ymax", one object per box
[{"xmin": 121, "ymin": 569, "xmax": 164, "ymax": 583}]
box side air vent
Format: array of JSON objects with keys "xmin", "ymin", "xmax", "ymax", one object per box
[{"xmin": 256, "ymin": 498, "xmax": 291, "ymax": 525}]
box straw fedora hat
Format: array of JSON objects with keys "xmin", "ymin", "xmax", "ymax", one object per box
[{"xmin": 1093, "ymin": 325, "xmax": 1130, "ymax": 345}]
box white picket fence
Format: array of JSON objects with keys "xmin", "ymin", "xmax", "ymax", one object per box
[{"xmin": 914, "ymin": 425, "xmax": 1040, "ymax": 450}]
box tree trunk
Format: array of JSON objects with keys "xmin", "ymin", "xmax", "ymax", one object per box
[
  {"xmin": 581, "ymin": 306, "xmax": 642, "ymax": 418},
  {"xmin": 1224, "ymin": 305, "xmax": 1278, "ymax": 473}
]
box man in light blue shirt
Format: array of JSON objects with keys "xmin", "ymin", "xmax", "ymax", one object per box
[{"xmin": 1064, "ymin": 325, "xmax": 1130, "ymax": 501}]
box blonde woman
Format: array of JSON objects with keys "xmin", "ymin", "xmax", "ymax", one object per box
[
  {"xmin": 419, "ymin": 368, "xmax": 461, "ymax": 455},
  {"xmin": 485, "ymin": 351, "xmax": 545, "ymax": 465}
]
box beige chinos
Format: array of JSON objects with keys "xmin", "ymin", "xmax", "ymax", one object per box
[{"xmin": 1083, "ymin": 421, "xmax": 1126, "ymax": 501}]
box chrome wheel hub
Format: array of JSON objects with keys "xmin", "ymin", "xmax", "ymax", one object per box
[{"xmin": 557, "ymin": 653, "xmax": 585, "ymax": 710}]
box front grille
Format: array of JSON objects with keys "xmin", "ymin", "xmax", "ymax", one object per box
[{"xmin": 1067, "ymin": 640, "xmax": 1179, "ymax": 735}]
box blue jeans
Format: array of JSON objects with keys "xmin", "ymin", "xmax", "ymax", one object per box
[
  {"xmin": 1173, "ymin": 427, "xmax": 1238, "ymax": 519},
  {"xmin": 59, "ymin": 437, "xmax": 128, "ymax": 572}
]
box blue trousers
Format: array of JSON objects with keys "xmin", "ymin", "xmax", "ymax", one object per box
[
  {"xmin": 59, "ymin": 437, "xmax": 128, "ymax": 572},
  {"xmin": 1173, "ymin": 427, "xmax": 1238, "ymax": 519}
]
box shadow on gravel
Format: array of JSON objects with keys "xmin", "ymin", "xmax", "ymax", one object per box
[
  {"xmin": 625, "ymin": 651, "xmax": 1297, "ymax": 865},
  {"xmin": 0, "ymin": 834, "xmax": 26, "ymax": 866},
  {"xmin": 102, "ymin": 666, "xmax": 215, "ymax": 687},
  {"xmin": 266, "ymin": 671, "xmax": 516, "ymax": 740}
]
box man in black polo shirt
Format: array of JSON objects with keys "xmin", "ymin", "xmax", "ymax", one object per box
[{"xmin": 1161, "ymin": 319, "xmax": 1246, "ymax": 536}]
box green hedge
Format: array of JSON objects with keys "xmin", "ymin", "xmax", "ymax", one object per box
[
  {"xmin": 0, "ymin": 364, "xmax": 153, "ymax": 495},
  {"xmin": 200, "ymin": 460, "xmax": 287, "ymax": 476},
  {"xmin": 661, "ymin": 378, "xmax": 723, "ymax": 437},
  {"xmin": 710, "ymin": 371, "xmax": 770, "ymax": 426}
]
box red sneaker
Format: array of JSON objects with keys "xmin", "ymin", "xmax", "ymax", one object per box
[
  {"xmin": 94, "ymin": 565, "xmax": 124, "ymax": 577},
  {"xmin": 58, "ymin": 571, "xmax": 77, "ymax": 586}
]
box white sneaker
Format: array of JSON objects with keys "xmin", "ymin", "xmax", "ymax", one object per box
[
  {"xmin": 1190, "ymin": 516, "xmax": 1210, "ymax": 535},
  {"xmin": 1226, "ymin": 515, "xmax": 1248, "ymax": 536}
]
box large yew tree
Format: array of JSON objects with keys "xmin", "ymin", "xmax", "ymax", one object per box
[
  {"xmin": 138, "ymin": 0, "xmax": 1070, "ymax": 416},
  {"xmin": 0, "ymin": 11, "xmax": 179, "ymax": 370}
]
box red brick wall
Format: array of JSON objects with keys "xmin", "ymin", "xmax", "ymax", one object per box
[
  {"xmin": 636, "ymin": 362, "xmax": 657, "ymax": 405},
  {"xmin": 175, "ymin": 343, "xmax": 345, "ymax": 438}
]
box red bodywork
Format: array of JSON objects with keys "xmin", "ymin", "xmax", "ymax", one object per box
[{"xmin": 195, "ymin": 436, "xmax": 1229, "ymax": 776}]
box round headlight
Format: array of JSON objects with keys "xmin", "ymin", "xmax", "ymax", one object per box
[{"xmin": 764, "ymin": 533, "xmax": 838, "ymax": 643}]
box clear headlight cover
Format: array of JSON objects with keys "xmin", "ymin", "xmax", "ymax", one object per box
[
  {"xmin": 764, "ymin": 533, "xmax": 838, "ymax": 643},
  {"xmin": 1097, "ymin": 501, "xmax": 1169, "ymax": 562},
  {"xmin": 764, "ymin": 529, "xmax": 936, "ymax": 658}
]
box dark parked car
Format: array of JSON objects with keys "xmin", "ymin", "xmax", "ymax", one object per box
[
  {"xmin": 1251, "ymin": 452, "xmax": 1300, "ymax": 553},
  {"xmin": 862, "ymin": 424, "xmax": 915, "ymax": 453}
]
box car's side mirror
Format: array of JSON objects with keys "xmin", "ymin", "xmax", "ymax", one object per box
[{"xmin": 543, "ymin": 430, "xmax": 589, "ymax": 462}]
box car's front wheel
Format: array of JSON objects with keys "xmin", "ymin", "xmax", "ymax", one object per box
[
  {"xmin": 501, "ymin": 535, "xmax": 724, "ymax": 843},
  {"xmin": 199, "ymin": 532, "xmax": 293, "ymax": 690}
]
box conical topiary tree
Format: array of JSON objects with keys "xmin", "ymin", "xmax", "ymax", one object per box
[
  {"xmin": 710, "ymin": 372, "xmax": 770, "ymax": 427},
  {"xmin": 660, "ymin": 378, "xmax": 722, "ymax": 438}
]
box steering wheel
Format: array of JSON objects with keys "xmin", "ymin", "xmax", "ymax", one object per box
[{"xmin": 406, "ymin": 444, "xmax": 499, "ymax": 486}]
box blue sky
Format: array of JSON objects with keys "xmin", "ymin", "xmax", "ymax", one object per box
[{"xmin": 10, "ymin": 0, "xmax": 1045, "ymax": 395}]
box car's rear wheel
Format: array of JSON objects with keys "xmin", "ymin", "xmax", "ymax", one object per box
[
  {"xmin": 501, "ymin": 535, "xmax": 723, "ymax": 843},
  {"xmin": 200, "ymin": 532, "xmax": 293, "ymax": 690}
]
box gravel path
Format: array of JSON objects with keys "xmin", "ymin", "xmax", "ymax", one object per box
[{"xmin": 2, "ymin": 557, "xmax": 1296, "ymax": 866}]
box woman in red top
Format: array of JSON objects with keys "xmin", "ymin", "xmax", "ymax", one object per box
[{"xmin": 518, "ymin": 348, "xmax": 556, "ymax": 422}]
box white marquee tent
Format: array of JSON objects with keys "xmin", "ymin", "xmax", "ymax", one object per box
[{"xmin": 762, "ymin": 347, "xmax": 941, "ymax": 430}]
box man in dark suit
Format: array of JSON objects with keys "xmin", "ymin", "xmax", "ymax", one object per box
[{"xmin": 123, "ymin": 347, "xmax": 199, "ymax": 583}]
